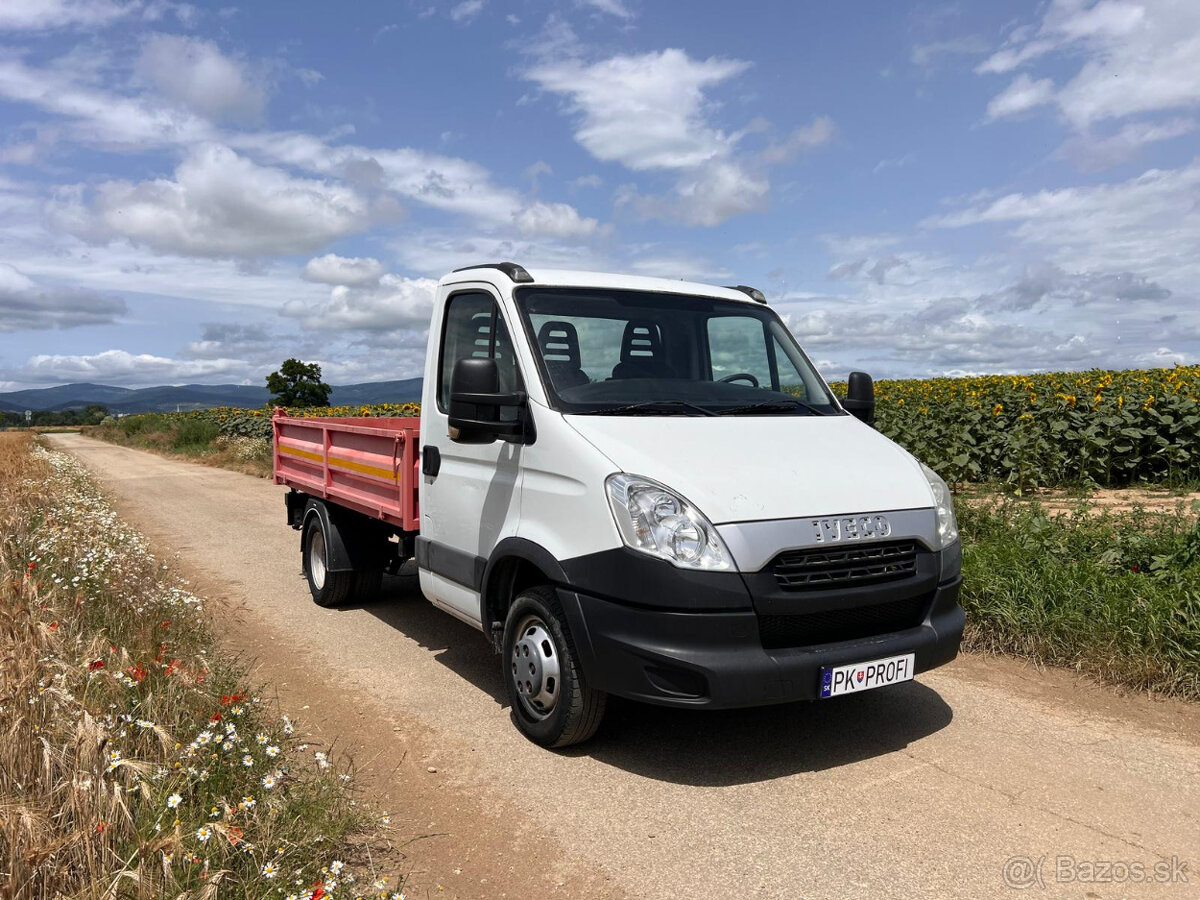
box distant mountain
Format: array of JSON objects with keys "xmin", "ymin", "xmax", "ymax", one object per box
[{"xmin": 0, "ymin": 378, "xmax": 424, "ymax": 414}]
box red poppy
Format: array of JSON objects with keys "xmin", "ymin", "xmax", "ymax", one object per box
[
  {"xmin": 88, "ymin": 659, "xmax": 104, "ymax": 671},
  {"xmin": 95, "ymin": 822, "xmax": 107, "ymax": 833},
  {"xmin": 209, "ymin": 712, "xmax": 221, "ymax": 722},
  {"xmin": 227, "ymin": 825, "xmax": 243, "ymax": 845},
  {"xmin": 49, "ymin": 622, "xmax": 59, "ymax": 630},
  {"xmin": 127, "ymin": 663, "xmax": 147, "ymax": 683},
  {"xmin": 160, "ymin": 620, "xmax": 171, "ymax": 629},
  {"xmin": 312, "ymin": 885, "xmax": 326, "ymax": 900},
  {"xmin": 27, "ymin": 561, "xmax": 35, "ymax": 571},
  {"xmin": 1131, "ymin": 564, "xmax": 1141, "ymax": 573},
  {"xmin": 165, "ymin": 659, "xmax": 180, "ymax": 676}
]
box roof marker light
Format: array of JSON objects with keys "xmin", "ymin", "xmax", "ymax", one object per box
[{"xmin": 727, "ymin": 284, "xmax": 767, "ymax": 303}]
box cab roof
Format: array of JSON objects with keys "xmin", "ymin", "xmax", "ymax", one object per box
[{"xmin": 440, "ymin": 263, "xmax": 762, "ymax": 305}]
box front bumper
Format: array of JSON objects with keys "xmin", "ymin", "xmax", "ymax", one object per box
[{"xmin": 557, "ymin": 548, "xmax": 964, "ymax": 708}]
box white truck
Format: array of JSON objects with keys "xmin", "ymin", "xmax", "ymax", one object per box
[{"xmin": 273, "ymin": 262, "xmax": 964, "ymax": 747}]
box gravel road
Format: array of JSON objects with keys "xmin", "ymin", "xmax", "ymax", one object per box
[{"xmin": 50, "ymin": 434, "xmax": 1200, "ymax": 899}]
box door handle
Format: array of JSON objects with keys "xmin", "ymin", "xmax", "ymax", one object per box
[{"xmin": 421, "ymin": 445, "xmax": 441, "ymax": 477}]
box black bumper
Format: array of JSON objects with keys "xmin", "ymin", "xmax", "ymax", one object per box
[{"xmin": 557, "ymin": 549, "xmax": 965, "ymax": 708}]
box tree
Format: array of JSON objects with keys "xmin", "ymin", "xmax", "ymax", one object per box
[{"xmin": 266, "ymin": 359, "xmax": 333, "ymax": 408}]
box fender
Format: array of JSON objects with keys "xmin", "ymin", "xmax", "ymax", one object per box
[
  {"xmin": 301, "ymin": 499, "xmax": 392, "ymax": 572},
  {"xmin": 480, "ymin": 537, "xmax": 597, "ymax": 677}
]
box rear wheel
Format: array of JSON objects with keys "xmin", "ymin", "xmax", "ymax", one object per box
[
  {"xmin": 304, "ymin": 517, "xmax": 354, "ymax": 608},
  {"xmin": 502, "ymin": 586, "xmax": 606, "ymax": 748},
  {"xmin": 353, "ymin": 567, "xmax": 384, "ymax": 603}
]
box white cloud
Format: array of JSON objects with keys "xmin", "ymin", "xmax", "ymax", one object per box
[
  {"xmin": 986, "ymin": 73, "xmax": 1055, "ymax": 119},
  {"xmin": 283, "ymin": 274, "xmax": 438, "ymax": 333},
  {"xmin": 978, "ymin": 1, "xmax": 1200, "ymax": 143},
  {"xmin": 513, "ymin": 201, "xmax": 605, "ymax": 239},
  {"xmin": 618, "ymin": 160, "xmax": 769, "ymax": 226},
  {"xmin": 923, "ymin": 156, "xmax": 1200, "ymax": 281},
  {"xmin": 578, "ymin": 0, "xmax": 634, "ymax": 19},
  {"xmin": 137, "ymin": 33, "xmax": 267, "ymax": 123},
  {"xmin": 182, "ymin": 322, "xmax": 276, "ymax": 360},
  {"xmin": 236, "ymin": 131, "xmax": 526, "ymax": 223},
  {"xmin": 0, "ymin": 262, "xmax": 126, "ymax": 331},
  {"xmin": 526, "ymin": 48, "xmax": 750, "ymax": 171},
  {"xmin": 393, "ymin": 231, "xmax": 609, "ymax": 277},
  {"xmin": 0, "ymin": 56, "xmax": 216, "ymax": 149},
  {"xmin": 761, "ymin": 116, "xmax": 836, "ymax": 164},
  {"xmin": 0, "ymin": 54, "xmax": 595, "ymax": 233},
  {"xmin": 56, "ymin": 143, "xmax": 376, "ymax": 258},
  {"xmin": 301, "ymin": 254, "xmax": 385, "ymax": 286},
  {"xmin": 1058, "ymin": 116, "xmax": 1197, "ymax": 169},
  {"xmin": 525, "ymin": 45, "xmax": 830, "ymax": 226},
  {"xmin": 0, "ymin": 0, "xmax": 136, "ymax": 31},
  {"xmin": 449, "ymin": 0, "xmax": 485, "ymax": 23},
  {"xmin": 627, "ymin": 253, "xmax": 731, "ymax": 282},
  {"xmin": 15, "ymin": 349, "xmax": 250, "ymax": 385}
]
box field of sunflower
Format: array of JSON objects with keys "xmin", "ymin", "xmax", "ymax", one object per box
[
  {"xmin": 105, "ymin": 365, "xmax": 1199, "ymax": 490},
  {"xmin": 851, "ymin": 365, "xmax": 1200, "ymax": 491}
]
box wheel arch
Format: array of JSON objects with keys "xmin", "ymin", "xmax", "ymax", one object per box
[
  {"xmin": 481, "ymin": 538, "xmax": 578, "ymax": 652},
  {"xmin": 302, "ymin": 499, "xmax": 392, "ymax": 573}
]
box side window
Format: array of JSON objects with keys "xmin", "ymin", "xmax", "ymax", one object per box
[
  {"xmin": 707, "ymin": 316, "xmax": 772, "ymax": 389},
  {"xmin": 438, "ymin": 292, "xmax": 521, "ymax": 413},
  {"xmin": 773, "ymin": 336, "xmax": 806, "ymax": 398}
]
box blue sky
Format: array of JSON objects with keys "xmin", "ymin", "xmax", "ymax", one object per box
[{"xmin": 0, "ymin": 0, "xmax": 1197, "ymax": 389}]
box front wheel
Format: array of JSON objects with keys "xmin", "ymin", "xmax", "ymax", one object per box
[{"xmin": 502, "ymin": 586, "xmax": 606, "ymax": 748}]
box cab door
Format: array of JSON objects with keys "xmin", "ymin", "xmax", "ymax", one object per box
[{"xmin": 418, "ymin": 285, "xmax": 524, "ymax": 627}]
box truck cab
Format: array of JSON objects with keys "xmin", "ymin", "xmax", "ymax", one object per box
[{"xmin": 280, "ymin": 262, "xmax": 964, "ymax": 748}]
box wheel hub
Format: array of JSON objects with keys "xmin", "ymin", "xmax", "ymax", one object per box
[
  {"xmin": 511, "ymin": 616, "xmax": 561, "ymax": 719},
  {"xmin": 309, "ymin": 529, "xmax": 327, "ymax": 590}
]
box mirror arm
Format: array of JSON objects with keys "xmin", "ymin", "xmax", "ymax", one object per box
[
  {"xmin": 450, "ymin": 390, "xmax": 527, "ymax": 406},
  {"xmin": 447, "ymin": 415, "xmax": 524, "ymax": 435}
]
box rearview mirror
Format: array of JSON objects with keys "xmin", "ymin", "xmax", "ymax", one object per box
[
  {"xmin": 448, "ymin": 358, "xmax": 531, "ymax": 444},
  {"xmin": 843, "ymin": 371, "xmax": 875, "ymax": 427}
]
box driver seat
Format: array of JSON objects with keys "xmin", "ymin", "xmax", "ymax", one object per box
[
  {"xmin": 611, "ymin": 320, "xmax": 675, "ymax": 379},
  {"xmin": 537, "ymin": 320, "xmax": 590, "ymax": 390}
]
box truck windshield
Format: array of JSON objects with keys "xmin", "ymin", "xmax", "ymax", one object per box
[{"xmin": 514, "ymin": 287, "xmax": 841, "ymax": 416}]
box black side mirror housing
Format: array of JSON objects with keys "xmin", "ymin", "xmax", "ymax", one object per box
[
  {"xmin": 843, "ymin": 371, "xmax": 876, "ymax": 427},
  {"xmin": 448, "ymin": 357, "xmax": 531, "ymax": 444}
]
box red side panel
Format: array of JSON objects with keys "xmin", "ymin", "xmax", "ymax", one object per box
[{"xmin": 272, "ymin": 410, "xmax": 421, "ymax": 531}]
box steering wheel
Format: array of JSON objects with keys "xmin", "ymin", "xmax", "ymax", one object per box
[{"xmin": 720, "ymin": 372, "xmax": 760, "ymax": 387}]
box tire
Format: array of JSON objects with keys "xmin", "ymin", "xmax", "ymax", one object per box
[
  {"xmin": 502, "ymin": 586, "xmax": 606, "ymax": 748},
  {"xmin": 303, "ymin": 516, "xmax": 354, "ymax": 608},
  {"xmin": 353, "ymin": 567, "xmax": 384, "ymax": 603}
]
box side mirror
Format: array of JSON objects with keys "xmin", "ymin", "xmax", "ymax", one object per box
[
  {"xmin": 448, "ymin": 358, "xmax": 530, "ymax": 444},
  {"xmin": 843, "ymin": 371, "xmax": 875, "ymax": 426}
]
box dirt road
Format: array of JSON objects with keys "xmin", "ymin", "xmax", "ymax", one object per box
[{"xmin": 49, "ymin": 434, "xmax": 1200, "ymax": 899}]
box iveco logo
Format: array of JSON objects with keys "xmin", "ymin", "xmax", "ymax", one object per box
[{"xmin": 812, "ymin": 515, "xmax": 893, "ymax": 544}]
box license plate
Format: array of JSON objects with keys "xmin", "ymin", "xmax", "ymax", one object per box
[{"xmin": 819, "ymin": 653, "xmax": 915, "ymax": 698}]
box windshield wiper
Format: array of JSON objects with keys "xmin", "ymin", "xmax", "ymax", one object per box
[
  {"xmin": 715, "ymin": 398, "xmax": 828, "ymax": 416},
  {"xmin": 582, "ymin": 400, "xmax": 718, "ymax": 417}
]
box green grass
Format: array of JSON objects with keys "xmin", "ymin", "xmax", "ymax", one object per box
[
  {"xmin": 958, "ymin": 499, "xmax": 1200, "ymax": 697},
  {"xmin": 95, "ymin": 416, "xmax": 273, "ymax": 476},
  {"xmin": 1, "ymin": 435, "xmax": 407, "ymax": 898},
  {"xmin": 171, "ymin": 417, "xmax": 221, "ymax": 452}
]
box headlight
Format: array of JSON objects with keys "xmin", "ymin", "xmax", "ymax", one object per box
[
  {"xmin": 920, "ymin": 462, "xmax": 959, "ymax": 549},
  {"xmin": 605, "ymin": 473, "xmax": 732, "ymax": 570}
]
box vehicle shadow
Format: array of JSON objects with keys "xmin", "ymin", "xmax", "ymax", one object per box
[
  {"xmin": 343, "ymin": 571, "xmax": 510, "ymax": 707},
  {"xmin": 347, "ymin": 572, "xmax": 955, "ymax": 787},
  {"xmin": 575, "ymin": 683, "xmax": 953, "ymax": 786}
]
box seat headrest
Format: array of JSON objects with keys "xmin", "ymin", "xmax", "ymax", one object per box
[
  {"xmin": 537, "ymin": 320, "xmax": 581, "ymax": 368},
  {"xmin": 620, "ymin": 320, "xmax": 664, "ymax": 363}
]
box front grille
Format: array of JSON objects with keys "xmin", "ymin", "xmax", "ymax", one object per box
[
  {"xmin": 758, "ymin": 594, "xmax": 931, "ymax": 649},
  {"xmin": 769, "ymin": 540, "xmax": 918, "ymax": 591}
]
